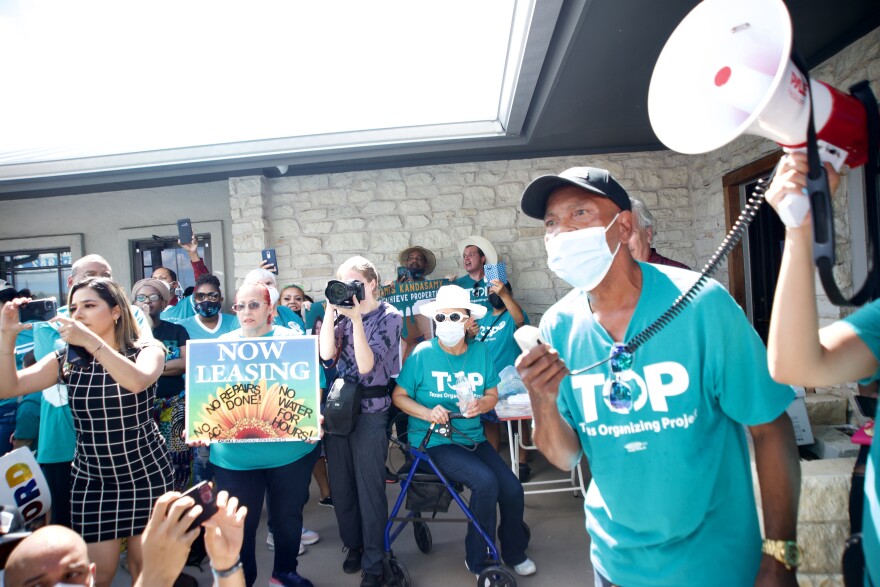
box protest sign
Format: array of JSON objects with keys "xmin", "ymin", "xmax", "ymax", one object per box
[
  {"xmin": 380, "ymin": 278, "xmax": 447, "ymax": 337},
  {"xmin": 185, "ymin": 336, "xmax": 321, "ymax": 443}
]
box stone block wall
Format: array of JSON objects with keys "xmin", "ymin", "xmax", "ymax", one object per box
[{"xmin": 230, "ymin": 152, "xmax": 692, "ymax": 322}]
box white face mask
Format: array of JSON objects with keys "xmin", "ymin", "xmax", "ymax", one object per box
[
  {"xmin": 546, "ymin": 214, "xmax": 621, "ymax": 291},
  {"xmin": 436, "ymin": 320, "xmax": 466, "ymax": 347}
]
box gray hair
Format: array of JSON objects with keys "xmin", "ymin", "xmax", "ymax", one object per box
[{"xmin": 629, "ymin": 198, "xmax": 656, "ymax": 233}]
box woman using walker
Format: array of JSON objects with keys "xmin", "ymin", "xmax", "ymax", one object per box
[
  {"xmin": 392, "ymin": 284, "xmax": 535, "ymax": 578},
  {"xmin": 319, "ymin": 256, "xmax": 403, "ymax": 587}
]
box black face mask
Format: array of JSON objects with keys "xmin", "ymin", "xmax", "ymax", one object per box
[
  {"xmin": 488, "ymin": 293, "xmax": 506, "ymax": 310},
  {"xmin": 195, "ymin": 300, "xmax": 222, "ymax": 318},
  {"xmin": 406, "ymin": 267, "xmax": 425, "ymax": 280}
]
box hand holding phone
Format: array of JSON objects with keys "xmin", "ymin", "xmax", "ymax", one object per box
[
  {"xmin": 177, "ymin": 218, "xmax": 194, "ymax": 247},
  {"xmin": 18, "ymin": 298, "xmax": 57, "ymax": 322},
  {"xmin": 177, "ymin": 481, "xmax": 219, "ymax": 531},
  {"xmin": 262, "ymin": 248, "xmax": 279, "ymax": 275}
]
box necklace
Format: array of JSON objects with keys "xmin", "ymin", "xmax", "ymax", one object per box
[{"xmin": 441, "ymin": 342, "xmax": 471, "ymax": 385}]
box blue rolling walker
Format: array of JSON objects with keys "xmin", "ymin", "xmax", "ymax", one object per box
[{"xmin": 382, "ymin": 413, "xmax": 527, "ymax": 587}]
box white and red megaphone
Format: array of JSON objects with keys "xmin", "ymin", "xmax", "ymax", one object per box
[{"xmin": 648, "ymin": 0, "xmax": 872, "ymax": 228}]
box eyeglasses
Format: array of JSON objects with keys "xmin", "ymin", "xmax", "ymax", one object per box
[
  {"xmin": 194, "ymin": 292, "xmax": 221, "ymax": 302},
  {"xmin": 605, "ymin": 343, "xmax": 635, "ymax": 412},
  {"xmin": 134, "ymin": 294, "xmax": 162, "ymax": 302},
  {"xmin": 433, "ymin": 312, "xmax": 468, "ymax": 323},
  {"xmin": 232, "ymin": 301, "xmax": 267, "ymax": 312}
]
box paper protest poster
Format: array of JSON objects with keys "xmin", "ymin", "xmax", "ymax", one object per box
[
  {"xmin": 380, "ymin": 278, "xmax": 447, "ymax": 337},
  {"xmin": 185, "ymin": 337, "xmax": 321, "ymax": 443},
  {"xmin": 0, "ymin": 448, "xmax": 51, "ymax": 523}
]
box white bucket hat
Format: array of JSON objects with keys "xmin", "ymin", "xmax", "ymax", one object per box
[
  {"xmin": 458, "ymin": 236, "xmax": 498, "ymax": 266},
  {"xmin": 419, "ymin": 285, "xmax": 487, "ymax": 320}
]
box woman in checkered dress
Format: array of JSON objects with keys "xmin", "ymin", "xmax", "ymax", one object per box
[{"xmin": 0, "ymin": 277, "xmax": 171, "ymax": 587}]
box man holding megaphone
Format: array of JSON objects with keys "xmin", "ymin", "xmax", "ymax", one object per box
[{"xmin": 515, "ymin": 166, "xmax": 801, "ymax": 587}]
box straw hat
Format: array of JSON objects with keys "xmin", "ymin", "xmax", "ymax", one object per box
[{"xmin": 398, "ymin": 246, "xmax": 437, "ymax": 276}]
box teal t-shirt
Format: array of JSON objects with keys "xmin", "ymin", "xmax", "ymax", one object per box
[
  {"xmin": 160, "ymin": 295, "xmax": 196, "ymax": 324},
  {"xmin": 275, "ymin": 305, "xmax": 306, "ymax": 335},
  {"xmin": 476, "ymin": 310, "xmax": 530, "ymax": 373},
  {"xmin": 178, "ymin": 313, "xmax": 239, "ymax": 340},
  {"xmin": 396, "ymin": 339, "xmax": 500, "ymax": 449},
  {"xmin": 32, "ymin": 304, "xmax": 152, "ymax": 464},
  {"xmin": 454, "ymin": 275, "xmax": 492, "ymax": 313},
  {"xmin": 14, "ymin": 328, "xmax": 35, "ymax": 369},
  {"xmin": 14, "ymin": 392, "xmax": 41, "ymax": 453},
  {"xmin": 841, "ymin": 300, "xmax": 880, "ymax": 586},
  {"xmin": 540, "ymin": 263, "xmax": 793, "ymax": 587},
  {"xmin": 209, "ymin": 326, "xmax": 318, "ymax": 471}
]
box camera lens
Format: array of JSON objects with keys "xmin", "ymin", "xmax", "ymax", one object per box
[{"xmin": 325, "ymin": 281, "xmax": 350, "ymax": 306}]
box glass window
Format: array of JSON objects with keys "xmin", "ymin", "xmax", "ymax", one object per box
[
  {"xmin": 0, "ymin": 249, "xmax": 72, "ymax": 303},
  {"xmin": 130, "ymin": 234, "xmax": 211, "ymax": 290}
]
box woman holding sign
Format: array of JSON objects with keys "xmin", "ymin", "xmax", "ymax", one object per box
[
  {"xmin": 0, "ymin": 277, "xmax": 171, "ymax": 587},
  {"xmin": 319, "ymin": 256, "xmax": 402, "ymax": 587},
  {"xmin": 210, "ymin": 282, "xmax": 319, "ymax": 587}
]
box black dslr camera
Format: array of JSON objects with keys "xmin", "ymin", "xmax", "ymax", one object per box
[{"xmin": 325, "ymin": 279, "xmax": 365, "ymax": 308}]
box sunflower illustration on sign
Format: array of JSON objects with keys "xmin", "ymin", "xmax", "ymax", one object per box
[{"xmin": 185, "ymin": 337, "xmax": 321, "ymax": 443}]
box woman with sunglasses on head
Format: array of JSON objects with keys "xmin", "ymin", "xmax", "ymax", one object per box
[
  {"xmin": 391, "ymin": 284, "xmax": 535, "ymax": 578},
  {"xmin": 319, "ymin": 256, "xmax": 402, "ymax": 587},
  {"xmin": 248, "ymin": 267, "xmax": 307, "ymax": 335},
  {"xmin": 0, "ymin": 277, "xmax": 171, "ymax": 587},
  {"xmin": 208, "ymin": 282, "xmax": 320, "ymax": 587}
]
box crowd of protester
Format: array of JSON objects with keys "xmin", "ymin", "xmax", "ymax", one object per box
[{"xmin": 0, "ymin": 159, "xmax": 876, "ymax": 587}]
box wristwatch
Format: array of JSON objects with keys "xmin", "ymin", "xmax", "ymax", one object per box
[{"xmin": 761, "ymin": 539, "xmax": 803, "ymax": 570}]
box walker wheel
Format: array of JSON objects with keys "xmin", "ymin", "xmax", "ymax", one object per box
[
  {"xmin": 386, "ymin": 558, "xmax": 411, "ymax": 587},
  {"xmin": 412, "ymin": 512, "xmax": 432, "ymax": 554},
  {"xmin": 477, "ymin": 565, "xmax": 517, "ymax": 587}
]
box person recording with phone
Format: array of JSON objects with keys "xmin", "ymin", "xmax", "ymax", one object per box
[
  {"xmin": 26, "ymin": 255, "xmax": 154, "ymax": 539},
  {"xmin": 765, "ymin": 152, "xmax": 878, "ymax": 586},
  {"xmin": 157, "ymin": 231, "xmax": 210, "ymax": 323},
  {"xmin": 136, "ymin": 488, "xmax": 248, "ymax": 587},
  {"xmin": 0, "ymin": 277, "xmax": 170, "ymax": 587},
  {"xmin": 391, "ymin": 284, "xmax": 535, "ymax": 578},
  {"xmin": 319, "ymin": 256, "xmax": 402, "ymax": 587}
]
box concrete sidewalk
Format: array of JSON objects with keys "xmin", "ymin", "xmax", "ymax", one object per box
[{"xmin": 113, "ymin": 453, "xmax": 593, "ymax": 586}]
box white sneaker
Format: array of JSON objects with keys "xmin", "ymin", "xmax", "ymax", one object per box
[
  {"xmin": 301, "ymin": 527, "xmax": 320, "ymax": 545},
  {"xmin": 299, "ymin": 541, "xmax": 306, "ymax": 555},
  {"xmin": 267, "ymin": 531, "xmax": 275, "ymax": 551},
  {"xmin": 513, "ymin": 558, "xmax": 536, "ymax": 576}
]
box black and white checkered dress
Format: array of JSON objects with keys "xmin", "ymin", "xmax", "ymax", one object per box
[{"xmin": 60, "ymin": 347, "xmax": 173, "ymax": 542}]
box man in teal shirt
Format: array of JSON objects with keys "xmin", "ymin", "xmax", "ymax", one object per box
[
  {"xmin": 516, "ymin": 166, "xmax": 801, "ymax": 586},
  {"xmin": 454, "ymin": 236, "xmax": 498, "ymax": 312}
]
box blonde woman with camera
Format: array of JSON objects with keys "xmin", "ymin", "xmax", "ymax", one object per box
[{"xmin": 319, "ymin": 256, "xmax": 402, "ymax": 587}]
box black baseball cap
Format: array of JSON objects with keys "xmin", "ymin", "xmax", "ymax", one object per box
[{"xmin": 520, "ymin": 166, "xmax": 632, "ymax": 220}]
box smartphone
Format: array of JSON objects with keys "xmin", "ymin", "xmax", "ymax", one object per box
[
  {"xmin": 262, "ymin": 248, "xmax": 279, "ymax": 275},
  {"xmin": 177, "ymin": 481, "xmax": 219, "ymax": 531},
  {"xmin": 18, "ymin": 298, "xmax": 57, "ymax": 322},
  {"xmin": 484, "ymin": 262, "xmax": 508, "ymax": 285},
  {"xmin": 177, "ymin": 218, "xmax": 194, "ymax": 246},
  {"xmin": 65, "ymin": 344, "xmax": 92, "ymax": 367}
]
